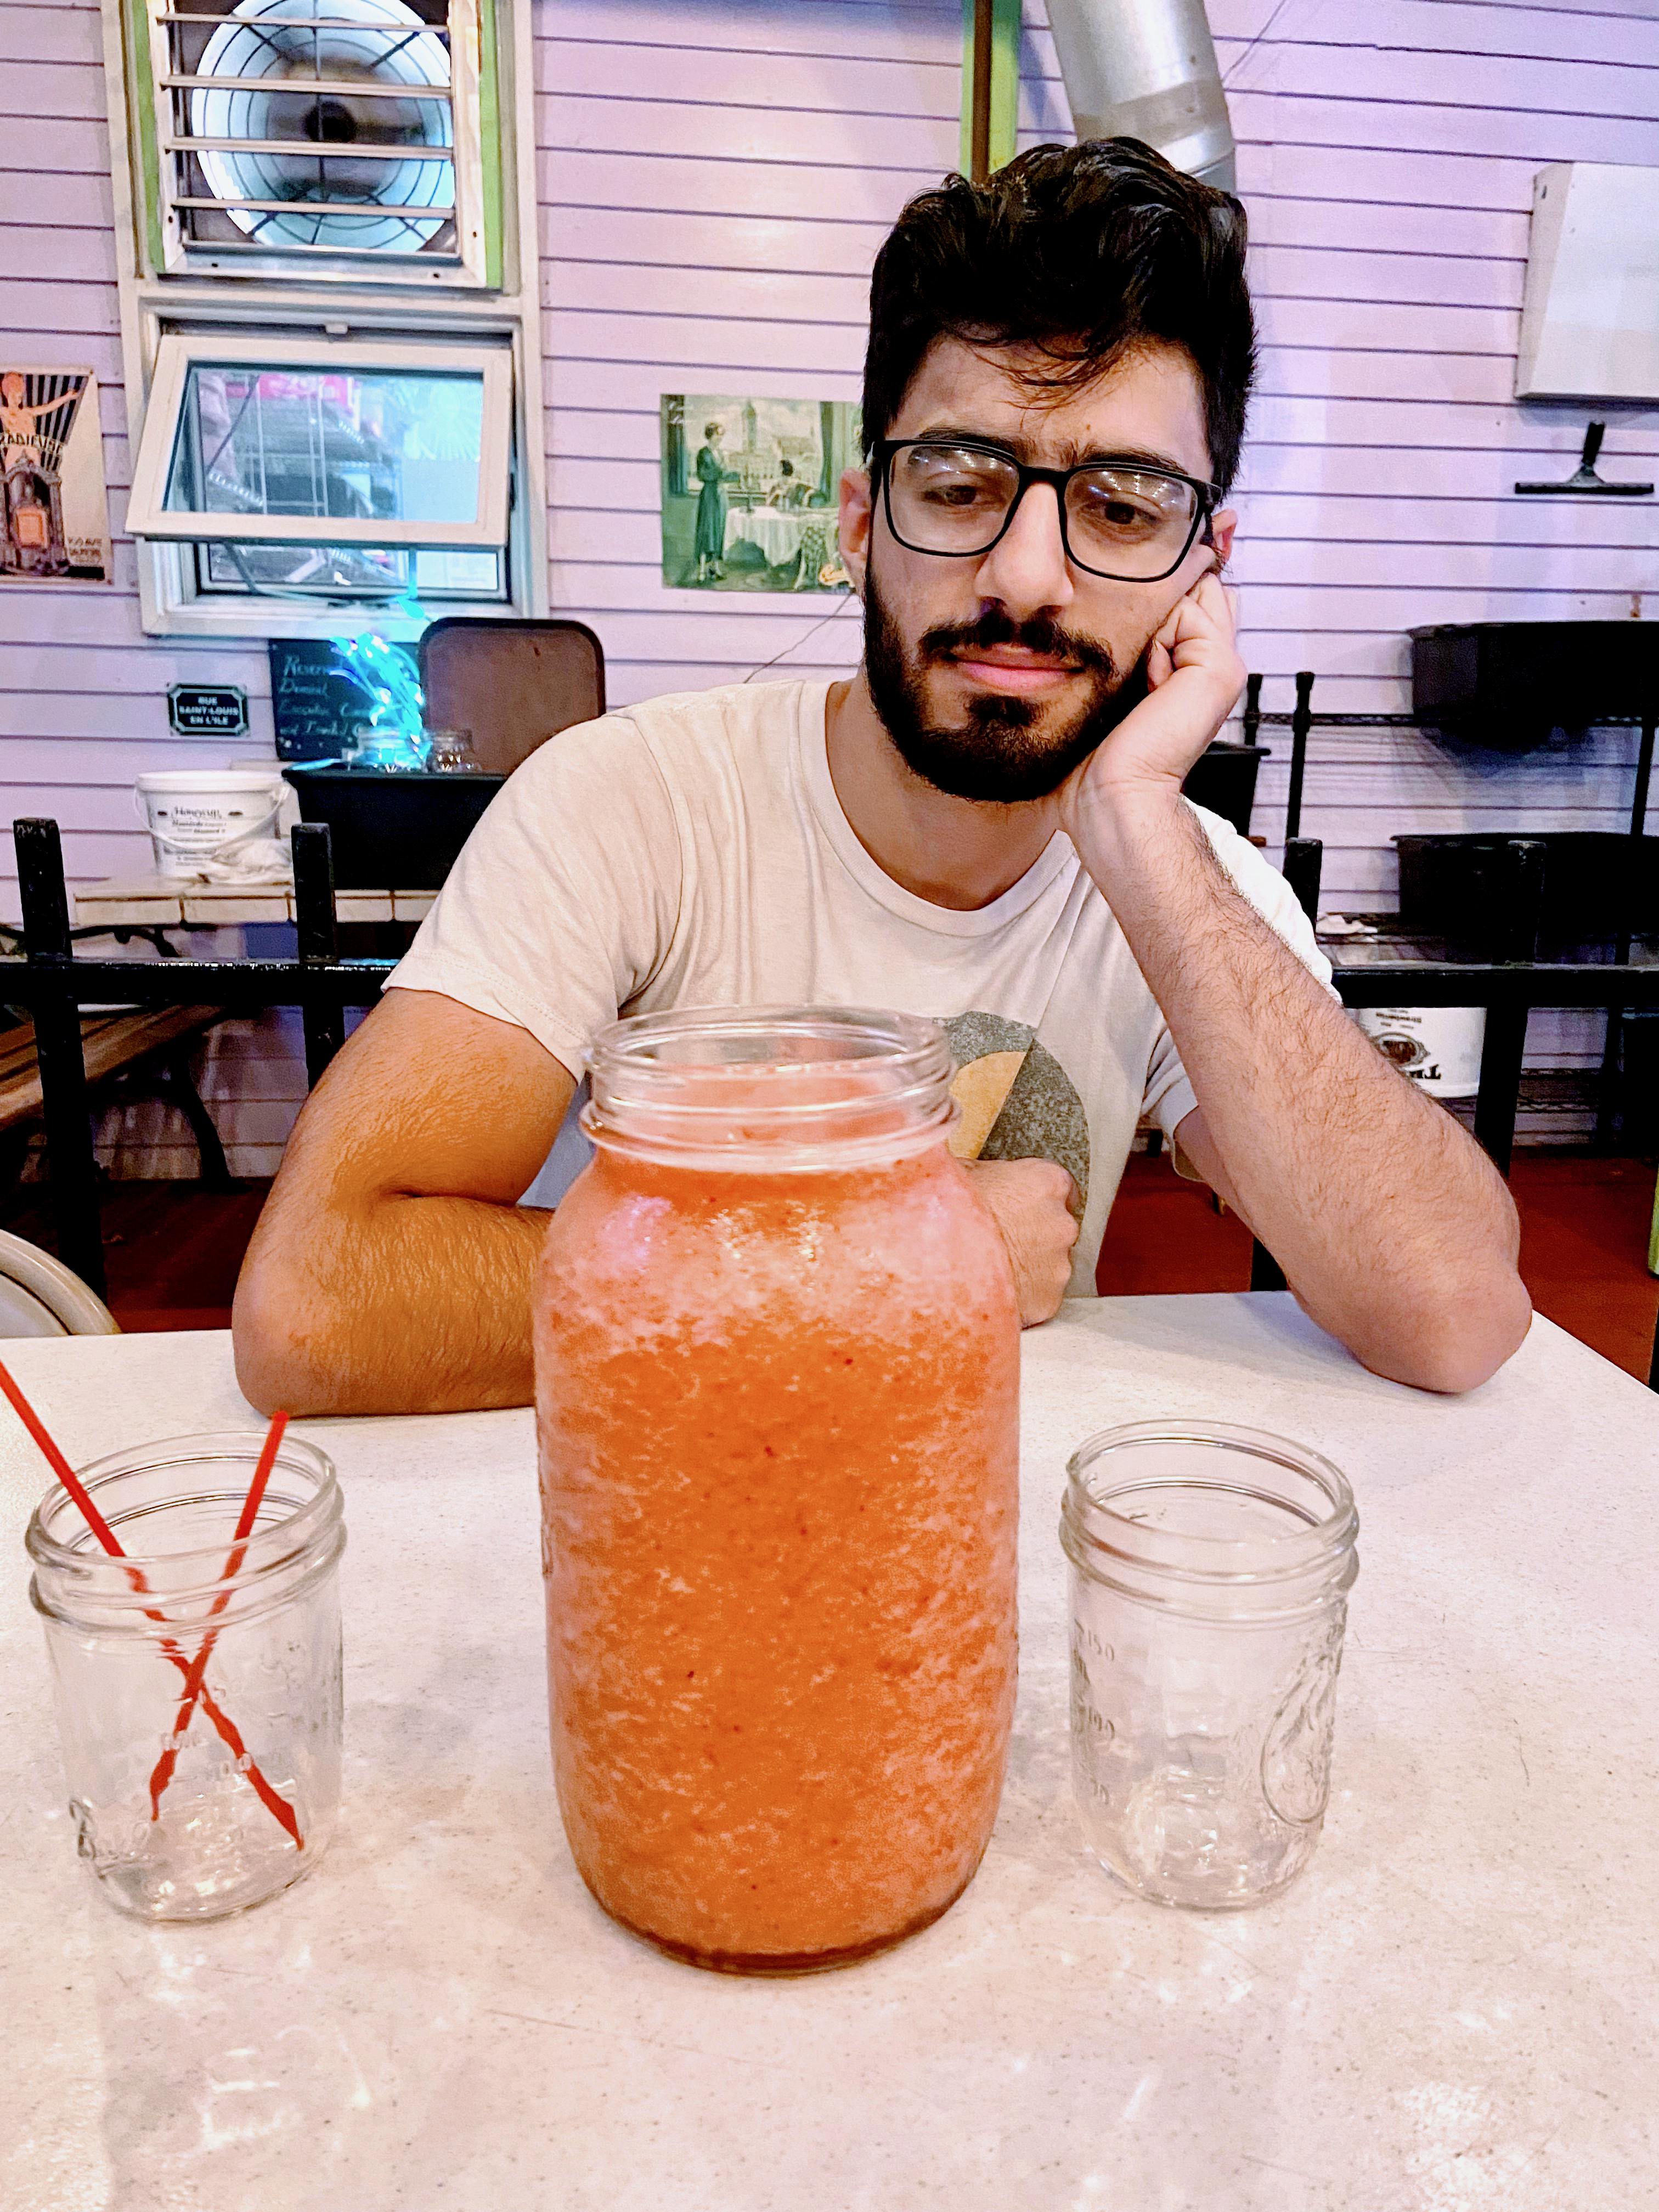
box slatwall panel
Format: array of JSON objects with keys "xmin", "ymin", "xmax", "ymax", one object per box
[
  {"xmin": 0, "ymin": 0, "xmax": 277, "ymax": 922},
  {"xmin": 0, "ymin": 0, "xmax": 298, "ymax": 1176},
  {"xmin": 538, "ymin": 0, "xmax": 964, "ymax": 703},
  {"xmin": 1019, "ymin": 0, "xmax": 1657, "ymax": 1092},
  {"xmin": 0, "ymin": 0, "xmax": 1654, "ymax": 1177},
  {"xmin": 1016, "ymin": 0, "xmax": 1659, "ymax": 917}
]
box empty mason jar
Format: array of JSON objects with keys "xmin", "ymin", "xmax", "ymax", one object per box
[
  {"xmin": 1061, "ymin": 1421, "xmax": 1358, "ymax": 1909},
  {"xmin": 26, "ymin": 1431, "xmax": 346, "ymax": 1921}
]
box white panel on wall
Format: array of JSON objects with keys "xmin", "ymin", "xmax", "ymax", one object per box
[{"xmin": 1516, "ymin": 161, "xmax": 1659, "ymax": 400}]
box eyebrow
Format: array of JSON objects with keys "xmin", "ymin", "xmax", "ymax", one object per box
[{"xmin": 906, "ymin": 424, "xmax": 1201, "ymax": 479}]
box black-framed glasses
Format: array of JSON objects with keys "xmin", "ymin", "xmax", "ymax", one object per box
[{"xmin": 873, "ymin": 437, "xmax": 1220, "ymax": 583}]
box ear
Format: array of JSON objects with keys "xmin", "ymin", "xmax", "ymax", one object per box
[
  {"xmin": 1208, "ymin": 507, "xmax": 1238, "ymax": 571},
  {"xmin": 838, "ymin": 466, "xmax": 873, "ymax": 601}
]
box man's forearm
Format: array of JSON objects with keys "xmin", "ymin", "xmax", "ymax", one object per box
[
  {"xmin": 1076, "ymin": 789, "xmax": 1530, "ymax": 1390},
  {"xmin": 234, "ymin": 1192, "xmax": 551, "ymax": 1417}
]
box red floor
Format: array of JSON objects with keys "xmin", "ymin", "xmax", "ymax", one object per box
[
  {"xmin": 5, "ymin": 1182, "xmax": 272, "ymax": 1336},
  {"xmin": 8, "ymin": 1155, "xmax": 1658, "ymax": 1382},
  {"xmin": 1096, "ymin": 1150, "xmax": 1659, "ymax": 1381}
]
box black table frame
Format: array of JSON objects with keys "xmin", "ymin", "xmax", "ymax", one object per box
[{"xmin": 13, "ymin": 818, "xmax": 1659, "ymax": 1388}]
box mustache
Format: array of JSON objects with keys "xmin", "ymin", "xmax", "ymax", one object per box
[{"xmin": 916, "ymin": 609, "xmax": 1119, "ymax": 680}]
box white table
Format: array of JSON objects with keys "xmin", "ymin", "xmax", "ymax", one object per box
[
  {"xmin": 723, "ymin": 505, "xmax": 815, "ymax": 565},
  {"xmin": 72, "ymin": 874, "xmax": 437, "ymax": 930},
  {"xmin": 2, "ymin": 1299, "xmax": 1655, "ymax": 2211}
]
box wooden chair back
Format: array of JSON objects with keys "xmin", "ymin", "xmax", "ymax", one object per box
[{"xmin": 419, "ymin": 618, "xmax": 607, "ymax": 776}]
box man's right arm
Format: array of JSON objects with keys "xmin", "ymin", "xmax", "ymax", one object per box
[{"xmin": 232, "ymin": 988, "xmax": 577, "ymax": 1418}]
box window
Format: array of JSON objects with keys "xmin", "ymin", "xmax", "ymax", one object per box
[
  {"xmin": 105, "ymin": 0, "xmax": 544, "ymax": 636},
  {"xmin": 127, "ymin": 336, "xmax": 512, "ymax": 546}
]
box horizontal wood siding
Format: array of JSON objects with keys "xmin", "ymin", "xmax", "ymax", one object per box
[
  {"xmin": 1197, "ymin": 0, "xmax": 1658, "ymax": 1090},
  {"xmin": 0, "ymin": 0, "xmax": 1654, "ymax": 1180},
  {"xmin": 0, "ymin": 0, "xmax": 276, "ymax": 943}
]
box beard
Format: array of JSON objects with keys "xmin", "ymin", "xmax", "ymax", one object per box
[{"xmin": 862, "ymin": 561, "xmax": 1150, "ymax": 804}]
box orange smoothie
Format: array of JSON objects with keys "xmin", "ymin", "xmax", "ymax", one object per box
[{"xmin": 535, "ymin": 1137, "xmax": 1020, "ymax": 1972}]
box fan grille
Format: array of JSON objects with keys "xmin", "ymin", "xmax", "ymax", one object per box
[{"xmin": 149, "ymin": 0, "xmax": 481, "ymax": 274}]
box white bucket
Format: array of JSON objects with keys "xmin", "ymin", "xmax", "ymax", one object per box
[
  {"xmin": 1352, "ymin": 1006, "xmax": 1487, "ymax": 1097},
  {"xmin": 134, "ymin": 770, "xmax": 285, "ymax": 878}
]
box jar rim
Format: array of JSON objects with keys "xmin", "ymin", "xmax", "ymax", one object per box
[
  {"xmin": 25, "ymin": 1428, "xmax": 341, "ymax": 1591},
  {"xmin": 583, "ymin": 1003, "xmax": 957, "ymax": 1170},
  {"xmin": 1062, "ymin": 1419, "xmax": 1358, "ymax": 1589}
]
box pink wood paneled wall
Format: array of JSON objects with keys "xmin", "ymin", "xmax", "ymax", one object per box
[{"xmin": 0, "ymin": 0, "xmax": 1654, "ymax": 1139}]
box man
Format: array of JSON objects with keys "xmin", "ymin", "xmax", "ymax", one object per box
[{"xmin": 234, "ymin": 139, "xmax": 1530, "ymax": 1416}]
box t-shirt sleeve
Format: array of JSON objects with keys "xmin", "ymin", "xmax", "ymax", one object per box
[
  {"xmin": 1142, "ymin": 802, "xmax": 1338, "ymax": 1142},
  {"xmin": 385, "ymin": 713, "xmax": 682, "ymax": 1078}
]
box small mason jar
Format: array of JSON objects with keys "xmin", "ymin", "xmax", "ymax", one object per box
[
  {"xmin": 536, "ymin": 1006, "xmax": 1022, "ymax": 1973},
  {"xmin": 26, "ymin": 1431, "xmax": 346, "ymax": 1922},
  {"xmin": 1061, "ymin": 1421, "xmax": 1358, "ymax": 1910}
]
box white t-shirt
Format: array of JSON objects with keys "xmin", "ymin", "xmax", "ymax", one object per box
[{"xmin": 388, "ymin": 677, "xmax": 1331, "ymax": 1295}]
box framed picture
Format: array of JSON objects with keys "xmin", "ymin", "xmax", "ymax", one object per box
[
  {"xmin": 1, "ymin": 370, "xmax": 111, "ymax": 583},
  {"xmin": 661, "ymin": 394, "xmax": 860, "ymax": 592}
]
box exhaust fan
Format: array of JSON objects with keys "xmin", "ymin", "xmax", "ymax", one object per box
[{"xmin": 141, "ymin": 0, "xmax": 487, "ymax": 280}]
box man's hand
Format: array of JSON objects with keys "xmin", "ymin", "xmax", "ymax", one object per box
[
  {"xmin": 1057, "ymin": 570, "xmax": 1244, "ymax": 832},
  {"xmin": 233, "ymin": 990, "xmax": 575, "ymax": 1415},
  {"xmin": 960, "ymin": 1156, "xmax": 1080, "ymax": 1327}
]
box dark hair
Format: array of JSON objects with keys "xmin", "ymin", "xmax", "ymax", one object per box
[
  {"xmin": 703, "ymin": 421, "xmax": 721, "ymax": 438},
  {"xmin": 862, "ymin": 138, "xmax": 1255, "ymax": 495}
]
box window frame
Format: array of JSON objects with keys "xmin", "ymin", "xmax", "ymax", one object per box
[
  {"xmin": 126, "ymin": 331, "xmax": 515, "ymax": 550},
  {"xmin": 98, "ymin": 0, "xmax": 546, "ymax": 639}
]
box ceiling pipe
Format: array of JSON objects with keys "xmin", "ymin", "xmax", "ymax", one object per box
[{"xmin": 1044, "ymin": 0, "xmax": 1237, "ymax": 192}]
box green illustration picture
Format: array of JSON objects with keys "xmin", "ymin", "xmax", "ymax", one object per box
[{"xmin": 661, "ymin": 394, "xmax": 860, "ymax": 593}]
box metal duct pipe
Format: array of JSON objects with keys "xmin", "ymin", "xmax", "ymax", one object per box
[{"xmin": 1045, "ymin": 0, "xmax": 1235, "ymax": 193}]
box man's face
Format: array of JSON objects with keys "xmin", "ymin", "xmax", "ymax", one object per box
[{"xmin": 839, "ymin": 338, "xmax": 1236, "ymax": 804}]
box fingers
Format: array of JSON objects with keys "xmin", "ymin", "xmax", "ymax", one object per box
[
  {"xmin": 959, "ymin": 1156, "xmax": 1080, "ymax": 1327},
  {"xmin": 1027, "ymin": 1158, "xmax": 1081, "ymax": 1217},
  {"xmin": 1176, "ymin": 571, "xmax": 1234, "ymax": 639}
]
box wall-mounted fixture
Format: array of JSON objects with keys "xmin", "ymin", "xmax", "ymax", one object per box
[
  {"xmin": 1516, "ymin": 163, "xmax": 1659, "ymax": 402},
  {"xmin": 1044, "ymin": 0, "xmax": 1234, "ymax": 189},
  {"xmin": 1516, "ymin": 420, "xmax": 1652, "ymax": 499}
]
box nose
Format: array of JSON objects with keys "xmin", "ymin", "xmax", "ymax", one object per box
[{"xmin": 973, "ymin": 479, "xmax": 1074, "ymax": 618}]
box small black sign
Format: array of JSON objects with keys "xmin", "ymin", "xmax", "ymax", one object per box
[
  {"xmin": 167, "ymin": 683, "xmax": 249, "ymax": 737},
  {"xmin": 268, "ymin": 638, "xmax": 420, "ymax": 761}
]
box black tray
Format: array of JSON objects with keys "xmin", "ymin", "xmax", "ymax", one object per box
[
  {"xmin": 1409, "ymin": 622, "xmax": 1659, "ymax": 749},
  {"xmin": 283, "ymin": 766, "xmax": 504, "ymax": 889},
  {"xmin": 1395, "ymin": 830, "xmax": 1659, "ymax": 952}
]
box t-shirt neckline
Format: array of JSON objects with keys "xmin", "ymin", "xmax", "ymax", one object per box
[{"xmin": 797, "ymin": 680, "xmax": 1078, "ymax": 939}]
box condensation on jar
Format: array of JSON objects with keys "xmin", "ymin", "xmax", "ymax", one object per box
[{"xmin": 534, "ymin": 1005, "xmax": 1023, "ymax": 1974}]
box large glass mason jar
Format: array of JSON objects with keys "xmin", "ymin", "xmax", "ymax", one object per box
[
  {"xmin": 1062, "ymin": 1421, "xmax": 1359, "ymax": 1909},
  {"xmin": 535, "ymin": 1007, "xmax": 1022, "ymax": 1973}
]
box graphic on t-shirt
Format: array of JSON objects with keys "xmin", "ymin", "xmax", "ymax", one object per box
[{"xmin": 940, "ymin": 1012, "xmax": 1090, "ymax": 1215}]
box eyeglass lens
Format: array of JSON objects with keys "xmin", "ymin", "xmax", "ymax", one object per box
[{"xmin": 886, "ymin": 443, "xmax": 1201, "ymax": 578}]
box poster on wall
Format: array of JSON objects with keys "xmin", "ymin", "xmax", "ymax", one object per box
[
  {"xmin": 1, "ymin": 369, "xmax": 112, "ymax": 583},
  {"xmin": 661, "ymin": 394, "xmax": 859, "ymax": 592}
]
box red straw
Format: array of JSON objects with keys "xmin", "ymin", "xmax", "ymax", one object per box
[
  {"xmin": 148, "ymin": 1410, "xmax": 289, "ymax": 1820},
  {"xmin": 2, "ymin": 1362, "xmax": 302, "ymax": 1848}
]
